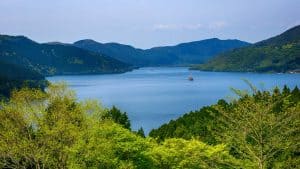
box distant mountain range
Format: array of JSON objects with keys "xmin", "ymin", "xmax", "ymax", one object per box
[
  {"xmin": 74, "ymin": 38, "xmax": 250, "ymax": 66},
  {"xmin": 7, "ymin": 28, "xmax": 300, "ymax": 97},
  {"xmin": 0, "ymin": 35, "xmax": 248, "ymax": 97},
  {"xmin": 194, "ymin": 25, "xmax": 300, "ymax": 73}
]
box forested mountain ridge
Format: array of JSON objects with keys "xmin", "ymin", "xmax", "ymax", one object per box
[
  {"xmin": 193, "ymin": 25, "xmax": 300, "ymax": 72},
  {"xmin": 74, "ymin": 38, "xmax": 250, "ymax": 66},
  {"xmin": 0, "ymin": 35, "xmax": 133, "ymax": 76}
]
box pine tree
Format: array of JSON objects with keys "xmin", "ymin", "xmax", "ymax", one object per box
[
  {"xmin": 282, "ymin": 85, "xmax": 290, "ymax": 96},
  {"xmin": 107, "ymin": 106, "xmax": 131, "ymax": 130},
  {"xmin": 137, "ymin": 127, "xmax": 145, "ymax": 138}
]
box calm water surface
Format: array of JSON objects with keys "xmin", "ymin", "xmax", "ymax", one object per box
[{"xmin": 47, "ymin": 67, "xmax": 300, "ymax": 134}]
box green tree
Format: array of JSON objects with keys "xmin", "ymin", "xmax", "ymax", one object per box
[
  {"xmin": 282, "ymin": 85, "xmax": 291, "ymax": 96},
  {"xmin": 68, "ymin": 121, "xmax": 154, "ymax": 169},
  {"xmin": 106, "ymin": 106, "xmax": 131, "ymax": 130},
  {"xmin": 214, "ymin": 88, "xmax": 300, "ymax": 169},
  {"xmin": 0, "ymin": 83, "xmax": 244, "ymax": 169},
  {"xmin": 147, "ymin": 138, "xmax": 241, "ymax": 169},
  {"xmin": 137, "ymin": 127, "xmax": 145, "ymax": 138}
]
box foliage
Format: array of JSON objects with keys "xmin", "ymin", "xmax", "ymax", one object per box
[
  {"xmin": 214, "ymin": 86, "xmax": 300, "ymax": 169},
  {"xmin": 106, "ymin": 106, "xmax": 131, "ymax": 130},
  {"xmin": 0, "ymin": 83, "xmax": 239, "ymax": 169},
  {"xmin": 193, "ymin": 25, "xmax": 300, "ymax": 72},
  {"xmin": 149, "ymin": 103, "xmax": 222, "ymax": 144},
  {"xmin": 137, "ymin": 127, "xmax": 146, "ymax": 138},
  {"xmin": 147, "ymin": 138, "xmax": 241, "ymax": 169},
  {"xmin": 0, "ymin": 61, "xmax": 48, "ymax": 98},
  {"xmin": 150, "ymin": 85, "xmax": 300, "ymax": 168}
]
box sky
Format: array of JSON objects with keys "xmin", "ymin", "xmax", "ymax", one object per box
[{"xmin": 0, "ymin": 0, "xmax": 299, "ymax": 49}]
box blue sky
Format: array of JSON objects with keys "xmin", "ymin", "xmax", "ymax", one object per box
[{"xmin": 0, "ymin": 0, "xmax": 299, "ymax": 48}]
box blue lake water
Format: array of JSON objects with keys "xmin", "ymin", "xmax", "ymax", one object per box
[{"xmin": 47, "ymin": 67, "xmax": 300, "ymax": 134}]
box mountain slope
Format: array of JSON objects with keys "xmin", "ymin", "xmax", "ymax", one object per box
[
  {"xmin": 194, "ymin": 25, "xmax": 300, "ymax": 72},
  {"xmin": 0, "ymin": 61, "xmax": 47, "ymax": 98},
  {"xmin": 0, "ymin": 35, "xmax": 133, "ymax": 76},
  {"xmin": 74, "ymin": 40, "xmax": 145, "ymax": 66},
  {"xmin": 74, "ymin": 38, "xmax": 250, "ymax": 66}
]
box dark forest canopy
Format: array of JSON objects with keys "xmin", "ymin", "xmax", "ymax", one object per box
[{"xmin": 0, "ymin": 61, "xmax": 47, "ymax": 98}]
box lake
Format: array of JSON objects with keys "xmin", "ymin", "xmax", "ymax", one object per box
[{"xmin": 47, "ymin": 67, "xmax": 300, "ymax": 134}]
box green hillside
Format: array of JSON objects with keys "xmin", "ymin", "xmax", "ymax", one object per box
[
  {"xmin": 0, "ymin": 61, "xmax": 47, "ymax": 98},
  {"xmin": 0, "ymin": 35, "xmax": 133, "ymax": 76},
  {"xmin": 193, "ymin": 25, "xmax": 300, "ymax": 73},
  {"xmin": 74, "ymin": 38, "xmax": 250, "ymax": 66}
]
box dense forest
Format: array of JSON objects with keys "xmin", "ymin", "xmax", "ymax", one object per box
[
  {"xmin": 0, "ymin": 82, "xmax": 299, "ymax": 168},
  {"xmin": 0, "ymin": 61, "xmax": 47, "ymax": 98},
  {"xmin": 0, "ymin": 83, "xmax": 239, "ymax": 169},
  {"xmin": 193, "ymin": 25, "xmax": 300, "ymax": 73},
  {"xmin": 150, "ymin": 84, "xmax": 300, "ymax": 168},
  {"xmin": 74, "ymin": 38, "xmax": 250, "ymax": 66}
]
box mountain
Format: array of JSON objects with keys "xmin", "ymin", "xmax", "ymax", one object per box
[
  {"xmin": 193, "ymin": 25, "xmax": 300, "ymax": 73},
  {"xmin": 74, "ymin": 38, "xmax": 250, "ymax": 66},
  {"xmin": 0, "ymin": 35, "xmax": 133, "ymax": 76},
  {"xmin": 74, "ymin": 40, "xmax": 145, "ymax": 66},
  {"xmin": 0, "ymin": 61, "xmax": 47, "ymax": 98}
]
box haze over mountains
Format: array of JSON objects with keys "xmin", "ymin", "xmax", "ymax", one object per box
[
  {"xmin": 195, "ymin": 25, "xmax": 300, "ymax": 73},
  {"xmin": 74, "ymin": 38, "xmax": 250, "ymax": 66}
]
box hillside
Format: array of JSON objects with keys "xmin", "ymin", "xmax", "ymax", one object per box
[
  {"xmin": 74, "ymin": 38, "xmax": 250, "ymax": 66},
  {"xmin": 194, "ymin": 25, "xmax": 300, "ymax": 72},
  {"xmin": 0, "ymin": 61, "xmax": 47, "ymax": 98},
  {"xmin": 0, "ymin": 35, "xmax": 133, "ymax": 76}
]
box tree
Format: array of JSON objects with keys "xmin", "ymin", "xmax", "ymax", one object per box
[
  {"xmin": 282, "ymin": 85, "xmax": 290, "ymax": 96},
  {"xmin": 137, "ymin": 127, "xmax": 145, "ymax": 138},
  {"xmin": 0, "ymin": 87, "xmax": 47, "ymax": 168},
  {"xmin": 214, "ymin": 88, "xmax": 300, "ymax": 169},
  {"xmin": 0, "ymin": 83, "xmax": 251, "ymax": 168},
  {"xmin": 147, "ymin": 138, "xmax": 241, "ymax": 169},
  {"xmin": 106, "ymin": 106, "xmax": 131, "ymax": 130},
  {"xmin": 0, "ymin": 83, "xmax": 105, "ymax": 168}
]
